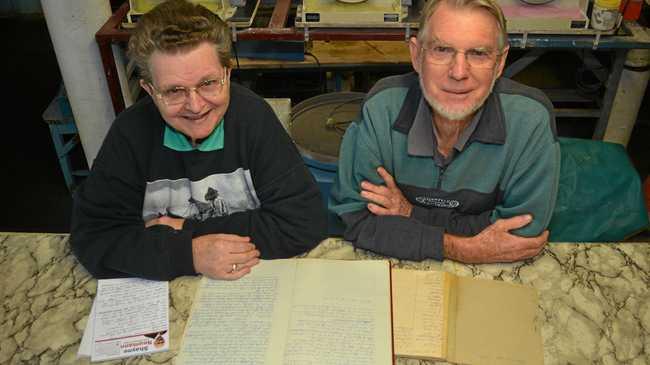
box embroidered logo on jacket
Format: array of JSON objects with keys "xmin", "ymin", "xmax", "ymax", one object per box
[{"xmin": 415, "ymin": 196, "xmax": 460, "ymax": 208}]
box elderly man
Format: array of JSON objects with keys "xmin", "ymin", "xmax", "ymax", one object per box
[
  {"xmin": 330, "ymin": 0, "xmax": 560, "ymax": 263},
  {"xmin": 71, "ymin": 0, "xmax": 327, "ymax": 280}
]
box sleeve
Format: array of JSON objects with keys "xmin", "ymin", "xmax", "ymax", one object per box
[
  {"xmin": 183, "ymin": 102, "xmax": 328, "ymax": 259},
  {"xmin": 340, "ymin": 210, "xmax": 445, "ymax": 261},
  {"xmin": 329, "ymin": 104, "xmax": 444, "ymax": 261},
  {"xmin": 70, "ymin": 124, "xmax": 196, "ymax": 281},
  {"xmin": 490, "ymin": 109, "xmax": 561, "ymax": 236},
  {"xmin": 410, "ymin": 205, "xmax": 492, "ymax": 236}
]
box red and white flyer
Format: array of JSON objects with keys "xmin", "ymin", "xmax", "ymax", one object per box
[{"xmin": 78, "ymin": 278, "xmax": 169, "ymax": 362}]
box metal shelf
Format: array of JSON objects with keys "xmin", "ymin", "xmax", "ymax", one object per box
[{"xmin": 96, "ymin": 1, "xmax": 650, "ymax": 142}]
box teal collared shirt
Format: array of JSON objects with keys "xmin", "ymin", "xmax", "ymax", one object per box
[{"xmin": 163, "ymin": 119, "xmax": 225, "ymax": 152}]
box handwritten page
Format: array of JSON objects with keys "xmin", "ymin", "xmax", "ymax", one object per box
[
  {"xmin": 177, "ymin": 259, "xmax": 392, "ymax": 365},
  {"xmin": 90, "ymin": 278, "xmax": 169, "ymax": 362},
  {"xmin": 392, "ymin": 269, "xmax": 448, "ymax": 360},
  {"xmin": 282, "ymin": 259, "xmax": 392, "ymax": 365},
  {"xmin": 177, "ymin": 260, "xmax": 296, "ymax": 365}
]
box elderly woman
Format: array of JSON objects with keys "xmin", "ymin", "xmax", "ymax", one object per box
[{"xmin": 71, "ymin": 0, "xmax": 327, "ymax": 281}]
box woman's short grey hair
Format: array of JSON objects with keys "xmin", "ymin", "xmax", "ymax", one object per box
[{"xmin": 127, "ymin": 0, "xmax": 232, "ymax": 83}]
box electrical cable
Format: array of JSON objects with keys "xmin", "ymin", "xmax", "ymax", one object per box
[
  {"xmin": 325, "ymin": 97, "xmax": 366, "ymax": 134},
  {"xmin": 575, "ymin": 49, "xmax": 606, "ymax": 95},
  {"xmin": 291, "ymin": 93, "xmax": 365, "ymax": 137},
  {"xmin": 304, "ymin": 52, "xmax": 325, "ymax": 93}
]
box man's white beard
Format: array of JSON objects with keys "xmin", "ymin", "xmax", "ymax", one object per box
[{"xmin": 419, "ymin": 71, "xmax": 498, "ymax": 121}]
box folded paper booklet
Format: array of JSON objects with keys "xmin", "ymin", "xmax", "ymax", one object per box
[
  {"xmin": 392, "ymin": 269, "xmax": 544, "ymax": 365},
  {"xmin": 77, "ymin": 278, "xmax": 169, "ymax": 362},
  {"xmin": 177, "ymin": 259, "xmax": 393, "ymax": 365}
]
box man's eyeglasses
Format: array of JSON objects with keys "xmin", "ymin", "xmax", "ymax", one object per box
[
  {"xmin": 421, "ymin": 42, "xmax": 502, "ymax": 69},
  {"xmin": 150, "ymin": 73, "xmax": 227, "ymax": 106}
]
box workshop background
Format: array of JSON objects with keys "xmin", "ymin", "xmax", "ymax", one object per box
[{"xmin": 0, "ymin": 1, "xmax": 648, "ymax": 239}]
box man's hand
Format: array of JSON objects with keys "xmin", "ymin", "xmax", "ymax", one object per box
[
  {"xmin": 360, "ymin": 167, "xmax": 413, "ymax": 218},
  {"xmin": 145, "ymin": 215, "xmax": 185, "ymax": 230},
  {"xmin": 192, "ymin": 234, "xmax": 261, "ymax": 280},
  {"xmin": 444, "ymin": 215, "xmax": 548, "ymax": 263}
]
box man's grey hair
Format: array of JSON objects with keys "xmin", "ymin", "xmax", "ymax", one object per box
[{"xmin": 416, "ymin": 0, "xmax": 508, "ymax": 51}]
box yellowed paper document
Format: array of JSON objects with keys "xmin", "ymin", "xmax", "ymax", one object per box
[
  {"xmin": 449, "ymin": 276, "xmax": 544, "ymax": 365},
  {"xmin": 392, "ymin": 269, "xmax": 448, "ymax": 360},
  {"xmin": 392, "ymin": 269, "xmax": 543, "ymax": 365},
  {"xmin": 177, "ymin": 259, "xmax": 392, "ymax": 365}
]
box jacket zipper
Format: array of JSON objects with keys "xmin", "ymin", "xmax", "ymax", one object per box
[{"xmin": 437, "ymin": 165, "xmax": 447, "ymax": 189}]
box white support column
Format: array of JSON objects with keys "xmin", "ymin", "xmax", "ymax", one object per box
[
  {"xmin": 41, "ymin": 0, "xmax": 115, "ymax": 167},
  {"xmin": 603, "ymin": 49, "xmax": 650, "ymax": 146}
]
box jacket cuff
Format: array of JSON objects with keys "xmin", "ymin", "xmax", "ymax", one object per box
[
  {"xmin": 168, "ymin": 228, "xmax": 197, "ymax": 277},
  {"xmin": 419, "ymin": 225, "xmax": 445, "ymax": 261}
]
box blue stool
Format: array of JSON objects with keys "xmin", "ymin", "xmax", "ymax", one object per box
[{"xmin": 42, "ymin": 86, "xmax": 89, "ymax": 192}]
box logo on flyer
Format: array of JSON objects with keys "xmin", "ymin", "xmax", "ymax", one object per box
[{"xmin": 120, "ymin": 339, "xmax": 152, "ymax": 354}]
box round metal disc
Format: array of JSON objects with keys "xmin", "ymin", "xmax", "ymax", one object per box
[
  {"xmin": 289, "ymin": 92, "xmax": 365, "ymax": 164},
  {"xmin": 518, "ymin": 0, "xmax": 555, "ymax": 5}
]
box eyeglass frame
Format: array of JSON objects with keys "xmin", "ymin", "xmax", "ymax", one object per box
[
  {"xmin": 147, "ymin": 69, "xmax": 229, "ymax": 106},
  {"xmin": 420, "ymin": 39, "xmax": 505, "ymax": 69}
]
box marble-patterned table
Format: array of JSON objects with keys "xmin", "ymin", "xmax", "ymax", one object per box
[{"xmin": 0, "ymin": 233, "xmax": 648, "ymax": 364}]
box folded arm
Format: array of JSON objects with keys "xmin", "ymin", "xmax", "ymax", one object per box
[
  {"xmin": 72, "ymin": 110, "xmax": 327, "ymax": 280},
  {"xmin": 183, "ymin": 163, "xmax": 328, "ymax": 259},
  {"xmin": 71, "ymin": 158, "xmax": 197, "ymax": 280},
  {"xmin": 330, "ymin": 107, "xmax": 558, "ymax": 263}
]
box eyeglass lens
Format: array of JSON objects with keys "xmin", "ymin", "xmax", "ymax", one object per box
[
  {"xmin": 424, "ymin": 43, "xmax": 497, "ymax": 68},
  {"xmin": 158, "ymin": 76, "xmax": 226, "ymax": 105}
]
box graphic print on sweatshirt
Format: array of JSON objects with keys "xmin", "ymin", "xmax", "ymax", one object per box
[{"xmin": 142, "ymin": 168, "xmax": 260, "ymax": 221}]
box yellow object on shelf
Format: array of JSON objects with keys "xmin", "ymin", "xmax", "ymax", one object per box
[
  {"xmin": 126, "ymin": 0, "xmax": 236, "ymax": 25},
  {"xmin": 594, "ymin": 0, "xmax": 620, "ymax": 9}
]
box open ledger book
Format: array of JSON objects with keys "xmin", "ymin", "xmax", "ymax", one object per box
[
  {"xmin": 177, "ymin": 259, "xmax": 393, "ymax": 365},
  {"xmin": 177, "ymin": 260, "xmax": 543, "ymax": 365},
  {"xmin": 392, "ymin": 269, "xmax": 544, "ymax": 365}
]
